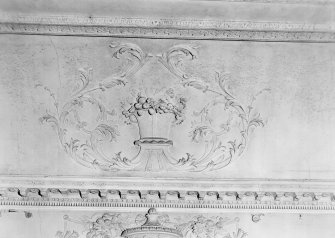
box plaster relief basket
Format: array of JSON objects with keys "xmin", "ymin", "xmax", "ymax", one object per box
[
  {"xmin": 121, "ymin": 208, "xmax": 182, "ymax": 238},
  {"xmin": 123, "ymin": 96, "xmax": 185, "ymax": 171},
  {"xmin": 135, "ymin": 112, "xmax": 174, "ymax": 144},
  {"xmin": 132, "ymin": 112, "xmax": 175, "ymax": 171}
]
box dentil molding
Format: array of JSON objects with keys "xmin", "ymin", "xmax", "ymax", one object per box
[{"xmin": 0, "ymin": 14, "xmax": 335, "ymax": 42}]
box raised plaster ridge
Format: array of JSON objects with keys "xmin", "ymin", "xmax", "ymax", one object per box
[
  {"xmin": 0, "ymin": 14, "xmax": 334, "ymax": 42},
  {"xmin": 2, "ymin": 176, "xmax": 335, "ymax": 191}
]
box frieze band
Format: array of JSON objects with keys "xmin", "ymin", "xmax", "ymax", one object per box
[{"xmin": 0, "ymin": 14, "xmax": 335, "ymax": 42}]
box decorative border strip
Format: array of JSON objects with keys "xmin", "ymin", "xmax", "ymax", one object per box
[
  {"xmin": 2, "ymin": 177, "xmax": 335, "ymax": 210},
  {"xmin": 0, "ymin": 14, "xmax": 335, "ymax": 42},
  {"xmin": 1, "ymin": 187, "xmax": 335, "ymax": 211}
]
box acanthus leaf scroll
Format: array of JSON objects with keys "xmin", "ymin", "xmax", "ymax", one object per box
[{"xmin": 38, "ymin": 42, "xmax": 269, "ymax": 172}]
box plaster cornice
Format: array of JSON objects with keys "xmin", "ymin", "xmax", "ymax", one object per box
[
  {"xmin": 1, "ymin": 176, "xmax": 335, "ymax": 212},
  {"xmin": 0, "ymin": 14, "xmax": 335, "ymax": 42}
]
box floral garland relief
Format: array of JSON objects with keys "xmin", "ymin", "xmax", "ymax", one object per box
[{"xmin": 38, "ymin": 42, "xmax": 269, "ymax": 172}]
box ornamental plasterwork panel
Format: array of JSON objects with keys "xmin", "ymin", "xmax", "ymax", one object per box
[
  {"xmin": 1, "ymin": 35, "xmax": 335, "ymax": 179},
  {"xmin": 1, "ymin": 33, "xmax": 335, "ymax": 212},
  {"xmin": 1, "ymin": 1, "xmax": 335, "ymax": 237},
  {"xmin": 37, "ymin": 41, "xmax": 269, "ymax": 172}
]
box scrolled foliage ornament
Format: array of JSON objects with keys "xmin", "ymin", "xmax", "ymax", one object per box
[{"xmin": 39, "ymin": 42, "xmax": 269, "ymax": 172}]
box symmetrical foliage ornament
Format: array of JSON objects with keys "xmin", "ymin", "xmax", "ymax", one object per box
[
  {"xmin": 55, "ymin": 208, "xmax": 246, "ymax": 238},
  {"xmin": 39, "ymin": 42, "xmax": 269, "ymax": 172}
]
